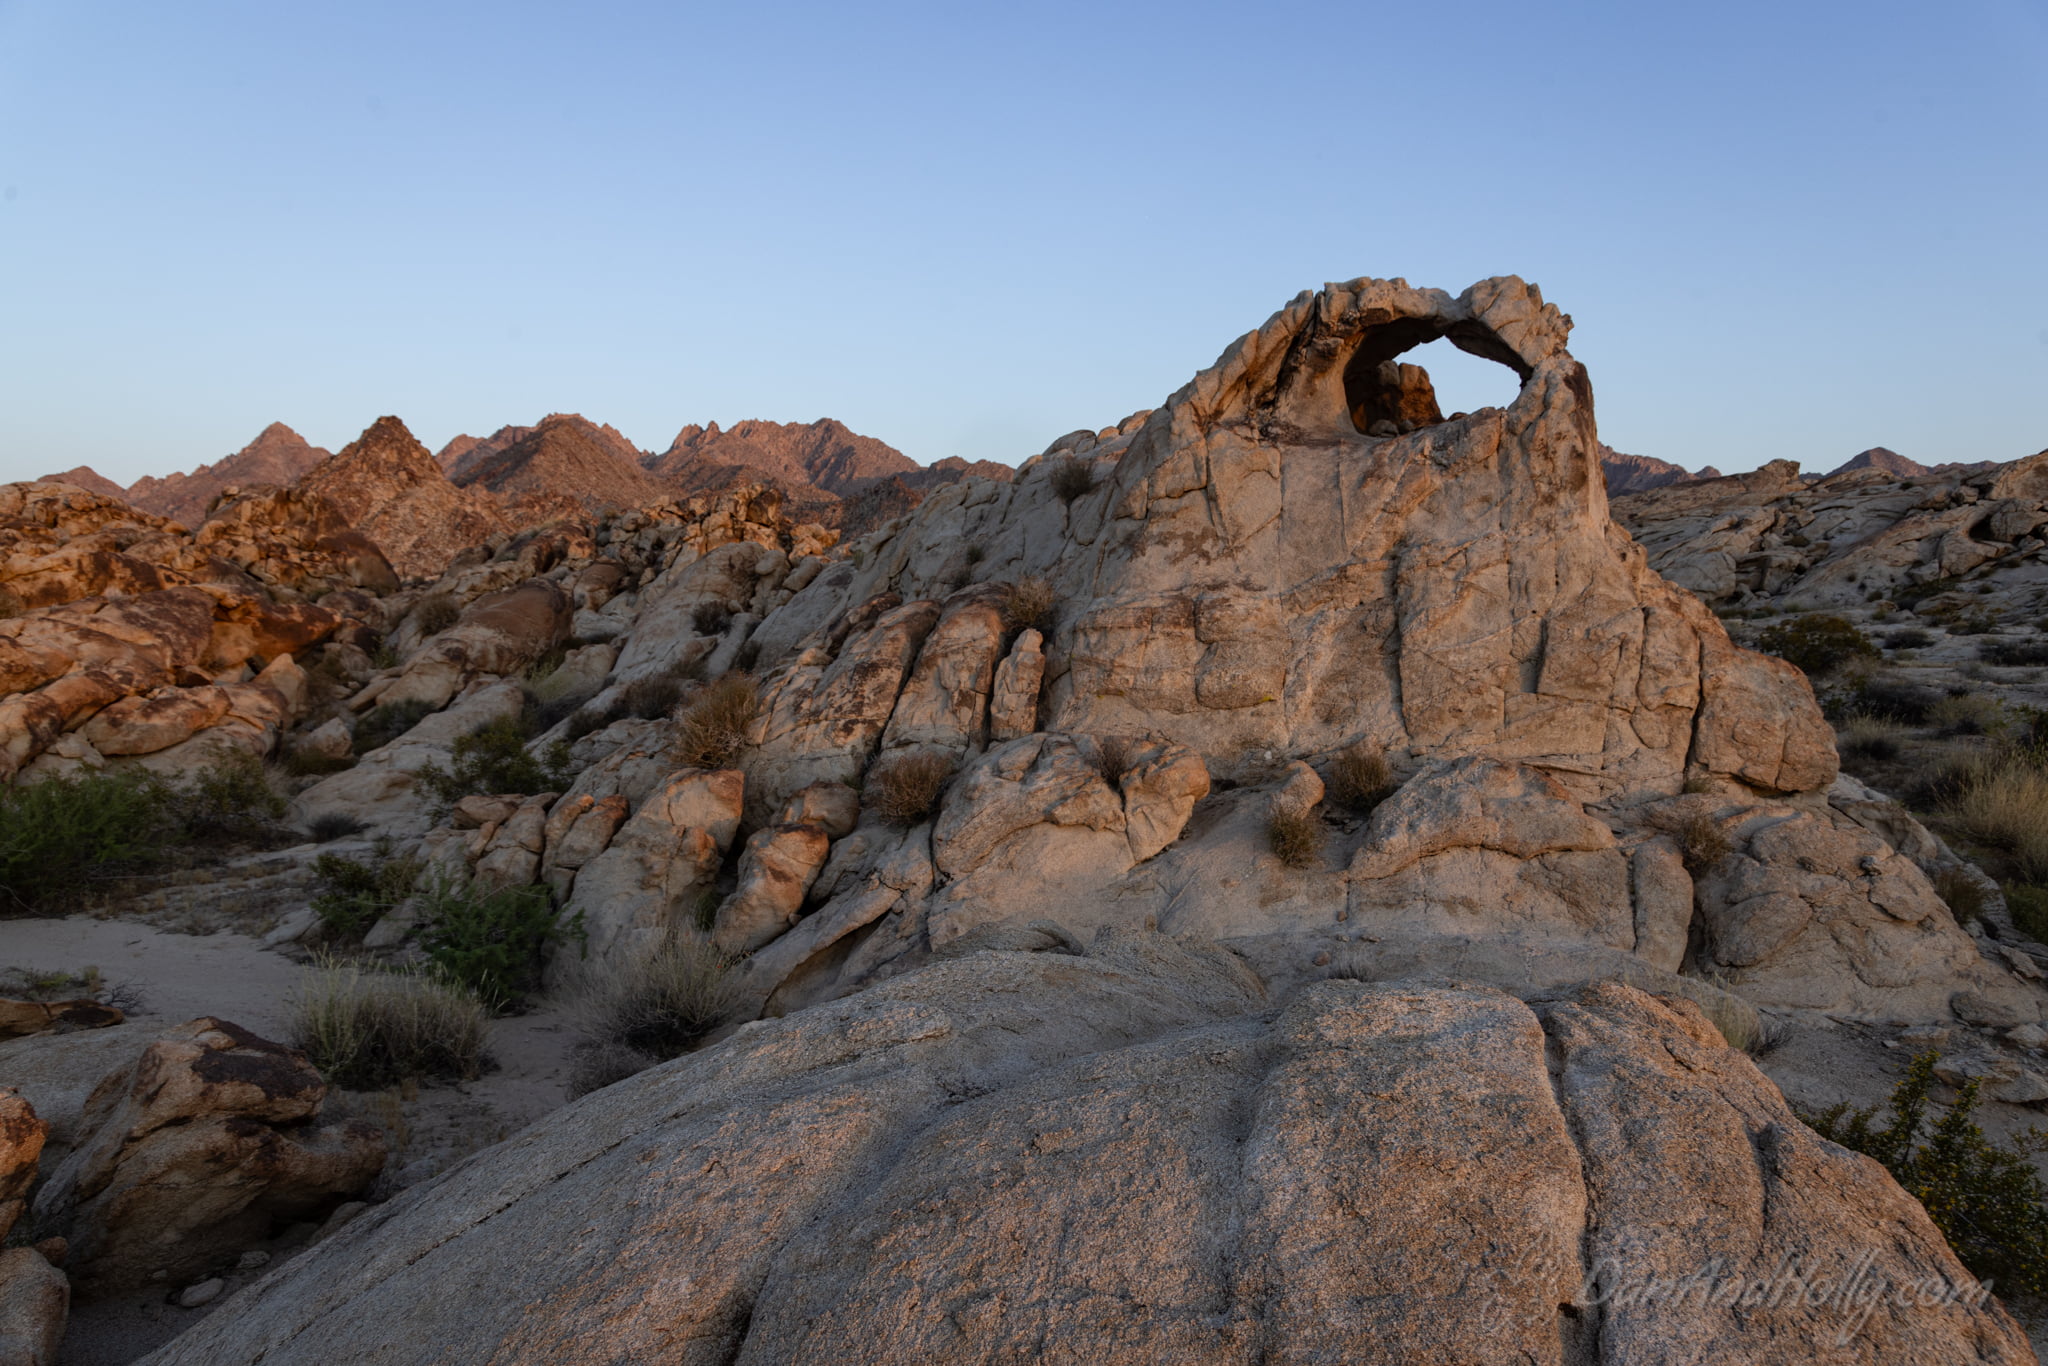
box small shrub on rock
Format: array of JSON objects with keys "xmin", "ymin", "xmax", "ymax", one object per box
[
  {"xmin": 1755, "ymin": 613, "xmax": 1877, "ymax": 677},
  {"xmin": 1268, "ymin": 808, "xmax": 1324, "ymax": 869},
  {"xmin": 416, "ymin": 717, "xmax": 573, "ymax": 805},
  {"xmin": 673, "ymin": 674, "xmax": 758, "ymax": 770},
  {"xmin": 1001, "ymin": 576, "xmax": 1057, "ymax": 636},
  {"xmin": 565, "ymin": 935, "xmax": 737, "ymax": 1098},
  {"xmin": 1048, "ymin": 456, "xmax": 1097, "ymax": 504},
  {"xmin": 1666, "ymin": 810, "xmax": 1732, "ymax": 874},
  {"xmin": 289, "ymin": 957, "xmax": 490, "ymax": 1090},
  {"xmin": 691, "ymin": 602, "xmax": 733, "ymax": 637},
  {"xmin": 410, "ymin": 593, "xmax": 461, "ymax": 636},
  {"xmin": 1091, "ymin": 734, "xmax": 1134, "ymax": 785},
  {"xmin": 1929, "ymin": 866, "xmax": 1987, "ymax": 926},
  {"xmin": 308, "ymin": 812, "xmax": 369, "ymax": 843},
  {"xmin": 415, "ymin": 876, "xmax": 578, "ymax": 1010},
  {"xmin": 1884, "ymin": 627, "xmax": 1935, "ymax": 651},
  {"xmin": 182, "ymin": 751, "xmax": 288, "ymax": 839},
  {"xmin": 1325, "ymin": 747, "xmax": 1396, "ymax": 813},
  {"xmin": 310, "ymin": 848, "xmax": 423, "ymax": 941},
  {"xmin": 865, "ymin": 751, "xmax": 955, "ymax": 827},
  {"xmin": 353, "ymin": 699, "xmax": 437, "ymax": 754},
  {"xmin": 1807, "ymin": 1052, "xmax": 2048, "ymax": 1301}
]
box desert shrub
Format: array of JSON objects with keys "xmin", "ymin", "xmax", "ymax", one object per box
[
  {"xmin": 182, "ymin": 750, "xmax": 287, "ymax": 839},
  {"xmin": 619, "ymin": 671, "xmax": 687, "ymax": 721},
  {"xmin": 410, "ymin": 593, "xmax": 461, "ymax": 636},
  {"xmin": 0, "ymin": 964, "xmax": 104, "ymax": 1000},
  {"xmin": 1938, "ymin": 757, "xmax": 2048, "ymax": 884},
  {"xmin": 1980, "ymin": 638, "xmax": 2048, "ymax": 667},
  {"xmin": 1807, "ymin": 1052, "xmax": 2048, "ymax": 1301},
  {"xmin": 416, "ymin": 717, "xmax": 573, "ymax": 805},
  {"xmin": 353, "ymin": 698, "xmax": 437, "ymax": 754},
  {"xmin": 1930, "ymin": 865, "xmax": 1988, "ymax": 926},
  {"xmin": 864, "ymin": 750, "xmax": 955, "ymax": 827},
  {"xmin": 310, "ymin": 848, "xmax": 423, "ymax": 941},
  {"xmin": 415, "ymin": 876, "xmax": 577, "ymax": 1010},
  {"xmin": 289, "ymin": 958, "xmax": 491, "ymax": 1090},
  {"xmin": 964, "ymin": 543, "xmax": 987, "ymax": 567},
  {"xmin": 307, "ymin": 812, "xmax": 369, "ymax": 843},
  {"xmin": 1666, "ymin": 809, "xmax": 1732, "ymax": 874},
  {"xmin": 691, "ymin": 602, "xmax": 732, "ymax": 636},
  {"xmin": 1950, "ymin": 609, "xmax": 2001, "ymax": 636},
  {"xmin": 1693, "ymin": 976, "xmax": 1766, "ymax": 1054},
  {"xmin": 2007, "ymin": 884, "xmax": 2048, "ymax": 945},
  {"xmin": 1048, "ymin": 455, "xmax": 1097, "ymax": 504},
  {"xmin": 1837, "ymin": 713, "xmax": 1906, "ymax": 762},
  {"xmin": 1883, "ymin": 627, "xmax": 1935, "ymax": 651},
  {"xmin": 565, "ymin": 935, "xmax": 736, "ymax": 1098},
  {"xmin": 281, "ymin": 745, "xmax": 356, "ymax": 777},
  {"xmin": 527, "ymin": 687, "xmax": 599, "ymax": 734},
  {"xmin": 1756, "ymin": 614, "xmax": 1877, "ymax": 677},
  {"xmin": 1268, "ymin": 807, "xmax": 1324, "ymax": 869},
  {"xmin": 1001, "ymin": 576, "xmax": 1057, "ymax": 636},
  {"xmin": 1850, "ymin": 673, "xmax": 1942, "ymax": 725},
  {"xmin": 1091, "ymin": 734, "xmax": 1134, "ymax": 784},
  {"xmin": 1929, "ymin": 692, "xmax": 2007, "ymax": 738},
  {"xmin": 0, "ymin": 770, "xmax": 177, "ymax": 911},
  {"xmin": 673, "ymin": 674, "xmax": 758, "ymax": 770},
  {"xmin": 1325, "ymin": 747, "xmax": 1396, "ymax": 813}
]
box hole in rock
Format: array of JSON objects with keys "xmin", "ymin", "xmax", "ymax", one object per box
[{"xmin": 1343, "ymin": 329, "xmax": 1526, "ymax": 438}]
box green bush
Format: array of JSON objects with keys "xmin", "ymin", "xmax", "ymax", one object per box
[
  {"xmin": 289, "ymin": 958, "xmax": 491, "ymax": 1090},
  {"xmin": 353, "ymin": 698, "xmax": 437, "ymax": 754},
  {"xmin": 1756, "ymin": 614, "xmax": 1878, "ymax": 676},
  {"xmin": 183, "ymin": 751, "xmax": 287, "ymax": 839},
  {"xmin": 416, "ymin": 717, "xmax": 572, "ymax": 805},
  {"xmin": 310, "ymin": 848, "xmax": 424, "ymax": 940},
  {"xmin": 1807, "ymin": 1052, "xmax": 2048, "ymax": 1301},
  {"xmin": 415, "ymin": 876, "xmax": 579, "ymax": 1010},
  {"xmin": 0, "ymin": 770, "xmax": 176, "ymax": 912}
]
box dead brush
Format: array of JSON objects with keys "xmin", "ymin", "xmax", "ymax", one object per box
[
  {"xmin": 673, "ymin": 673, "xmax": 758, "ymax": 770},
  {"xmin": 1663, "ymin": 809, "xmax": 1733, "ymax": 874},
  {"xmin": 1325, "ymin": 746, "xmax": 1396, "ymax": 813},
  {"xmin": 1268, "ymin": 807, "xmax": 1324, "ymax": 869},
  {"xmin": 1002, "ymin": 576, "xmax": 1058, "ymax": 637},
  {"xmin": 864, "ymin": 750, "xmax": 955, "ymax": 827},
  {"xmin": 1048, "ymin": 455, "xmax": 1097, "ymax": 504},
  {"xmin": 1092, "ymin": 733, "xmax": 1135, "ymax": 785},
  {"xmin": 564, "ymin": 934, "xmax": 737, "ymax": 1098}
]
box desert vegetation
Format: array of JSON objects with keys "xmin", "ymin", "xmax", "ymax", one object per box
[
  {"xmin": 289, "ymin": 957, "xmax": 492, "ymax": 1089},
  {"xmin": 565, "ymin": 934, "xmax": 737, "ymax": 1098},
  {"xmin": 864, "ymin": 750, "xmax": 955, "ymax": 827},
  {"xmin": 1001, "ymin": 575, "xmax": 1057, "ymax": 636},
  {"xmin": 413, "ymin": 875, "xmax": 579, "ymax": 1010},
  {"xmin": 1324, "ymin": 745, "xmax": 1397, "ymax": 813},
  {"xmin": 1048, "ymin": 455, "xmax": 1097, "ymax": 503},
  {"xmin": 310, "ymin": 846, "xmax": 425, "ymax": 941},
  {"xmin": 416, "ymin": 716, "xmax": 573, "ymax": 805},
  {"xmin": 1267, "ymin": 806, "xmax": 1324, "ymax": 869},
  {"xmin": 672, "ymin": 672, "xmax": 758, "ymax": 770},
  {"xmin": 1756, "ymin": 613, "xmax": 1878, "ymax": 676}
]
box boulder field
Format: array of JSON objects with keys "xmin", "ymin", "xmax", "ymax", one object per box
[{"xmin": 3, "ymin": 274, "xmax": 2044, "ymax": 1360}]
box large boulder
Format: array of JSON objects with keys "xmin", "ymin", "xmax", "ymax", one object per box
[
  {"xmin": 137, "ymin": 943, "xmax": 2032, "ymax": 1364},
  {"xmin": 33, "ymin": 1018, "xmax": 384, "ymax": 1296},
  {"xmin": 564, "ymin": 768, "xmax": 746, "ymax": 973}
]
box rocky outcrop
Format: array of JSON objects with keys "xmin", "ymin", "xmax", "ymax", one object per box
[
  {"xmin": 564, "ymin": 768, "xmax": 745, "ymax": 971},
  {"xmin": 33, "ymin": 1018, "xmax": 384, "ymax": 1297},
  {"xmin": 1612, "ymin": 448, "xmax": 2048, "ymax": 610},
  {"xmin": 139, "ymin": 941, "xmax": 2033, "ymax": 1365},
  {"xmin": 298, "ymin": 417, "xmax": 511, "ymax": 581},
  {"xmin": 0, "ymin": 1089, "xmax": 45, "ymax": 1242},
  {"xmin": 646, "ymin": 418, "xmax": 918, "ymax": 497},
  {"xmin": 0, "ymin": 1091, "xmax": 64, "ymax": 1366},
  {"xmin": 125, "ymin": 422, "xmax": 332, "ymax": 527},
  {"xmin": 1599, "ymin": 442, "xmax": 1719, "ymax": 496},
  {"xmin": 452, "ymin": 413, "xmax": 670, "ymax": 517}
]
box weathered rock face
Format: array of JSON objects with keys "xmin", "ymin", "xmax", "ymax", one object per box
[
  {"xmin": 756, "ymin": 277, "xmax": 1835, "ymax": 805},
  {"xmin": 139, "ymin": 942, "xmax": 2034, "ymax": 1365},
  {"xmin": 0, "ymin": 1088, "xmax": 46, "ymax": 1243},
  {"xmin": 298, "ymin": 416, "xmax": 512, "ymax": 581},
  {"xmin": 1612, "ymin": 449, "xmax": 2048, "ymax": 611},
  {"xmin": 190, "ymin": 484, "xmax": 400, "ymax": 596},
  {"xmin": 564, "ymin": 768, "xmax": 746, "ymax": 972},
  {"xmin": 35, "ymin": 1018, "xmax": 384, "ymax": 1297}
]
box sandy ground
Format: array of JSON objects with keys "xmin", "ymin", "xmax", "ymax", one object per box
[{"xmin": 0, "ymin": 915, "xmax": 583, "ymax": 1365}]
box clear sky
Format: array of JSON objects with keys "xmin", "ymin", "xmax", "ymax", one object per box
[{"xmin": 1, "ymin": 0, "xmax": 2042, "ymax": 486}]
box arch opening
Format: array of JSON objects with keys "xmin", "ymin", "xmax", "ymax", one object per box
[{"xmin": 1342, "ymin": 320, "xmax": 1531, "ymax": 437}]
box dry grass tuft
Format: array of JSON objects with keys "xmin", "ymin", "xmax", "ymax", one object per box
[
  {"xmin": 1930, "ymin": 865, "xmax": 1988, "ymax": 926},
  {"xmin": 1002, "ymin": 576, "xmax": 1058, "ymax": 636},
  {"xmin": 410, "ymin": 593, "xmax": 461, "ymax": 636},
  {"xmin": 1838, "ymin": 712, "xmax": 1907, "ymax": 762},
  {"xmin": 1325, "ymin": 746, "xmax": 1396, "ymax": 813},
  {"xmin": 565, "ymin": 935, "xmax": 737, "ymax": 1098},
  {"xmin": 1048, "ymin": 456, "xmax": 1097, "ymax": 504},
  {"xmin": 1939, "ymin": 757, "xmax": 2048, "ymax": 883},
  {"xmin": 865, "ymin": 750, "xmax": 956, "ymax": 827},
  {"xmin": 1092, "ymin": 734, "xmax": 1135, "ymax": 784},
  {"xmin": 1268, "ymin": 807, "xmax": 1324, "ymax": 869},
  {"xmin": 1667, "ymin": 809, "xmax": 1733, "ymax": 874},
  {"xmin": 673, "ymin": 673, "xmax": 758, "ymax": 770},
  {"xmin": 288, "ymin": 957, "xmax": 490, "ymax": 1090}
]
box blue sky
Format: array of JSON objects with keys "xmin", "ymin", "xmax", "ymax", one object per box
[{"xmin": 1, "ymin": 0, "xmax": 2042, "ymax": 486}]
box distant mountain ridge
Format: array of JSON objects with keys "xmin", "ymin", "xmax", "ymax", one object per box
[
  {"xmin": 452, "ymin": 413, "xmax": 672, "ymax": 516},
  {"xmin": 121, "ymin": 422, "xmax": 332, "ymax": 525},
  {"xmin": 1598, "ymin": 444, "xmax": 1721, "ymax": 496},
  {"xmin": 645, "ymin": 418, "xmax": 919, "ymax": 496},
  {"xmin": 1822, "ymin": 446, "xmax": 1999, "ymax": 479}
]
